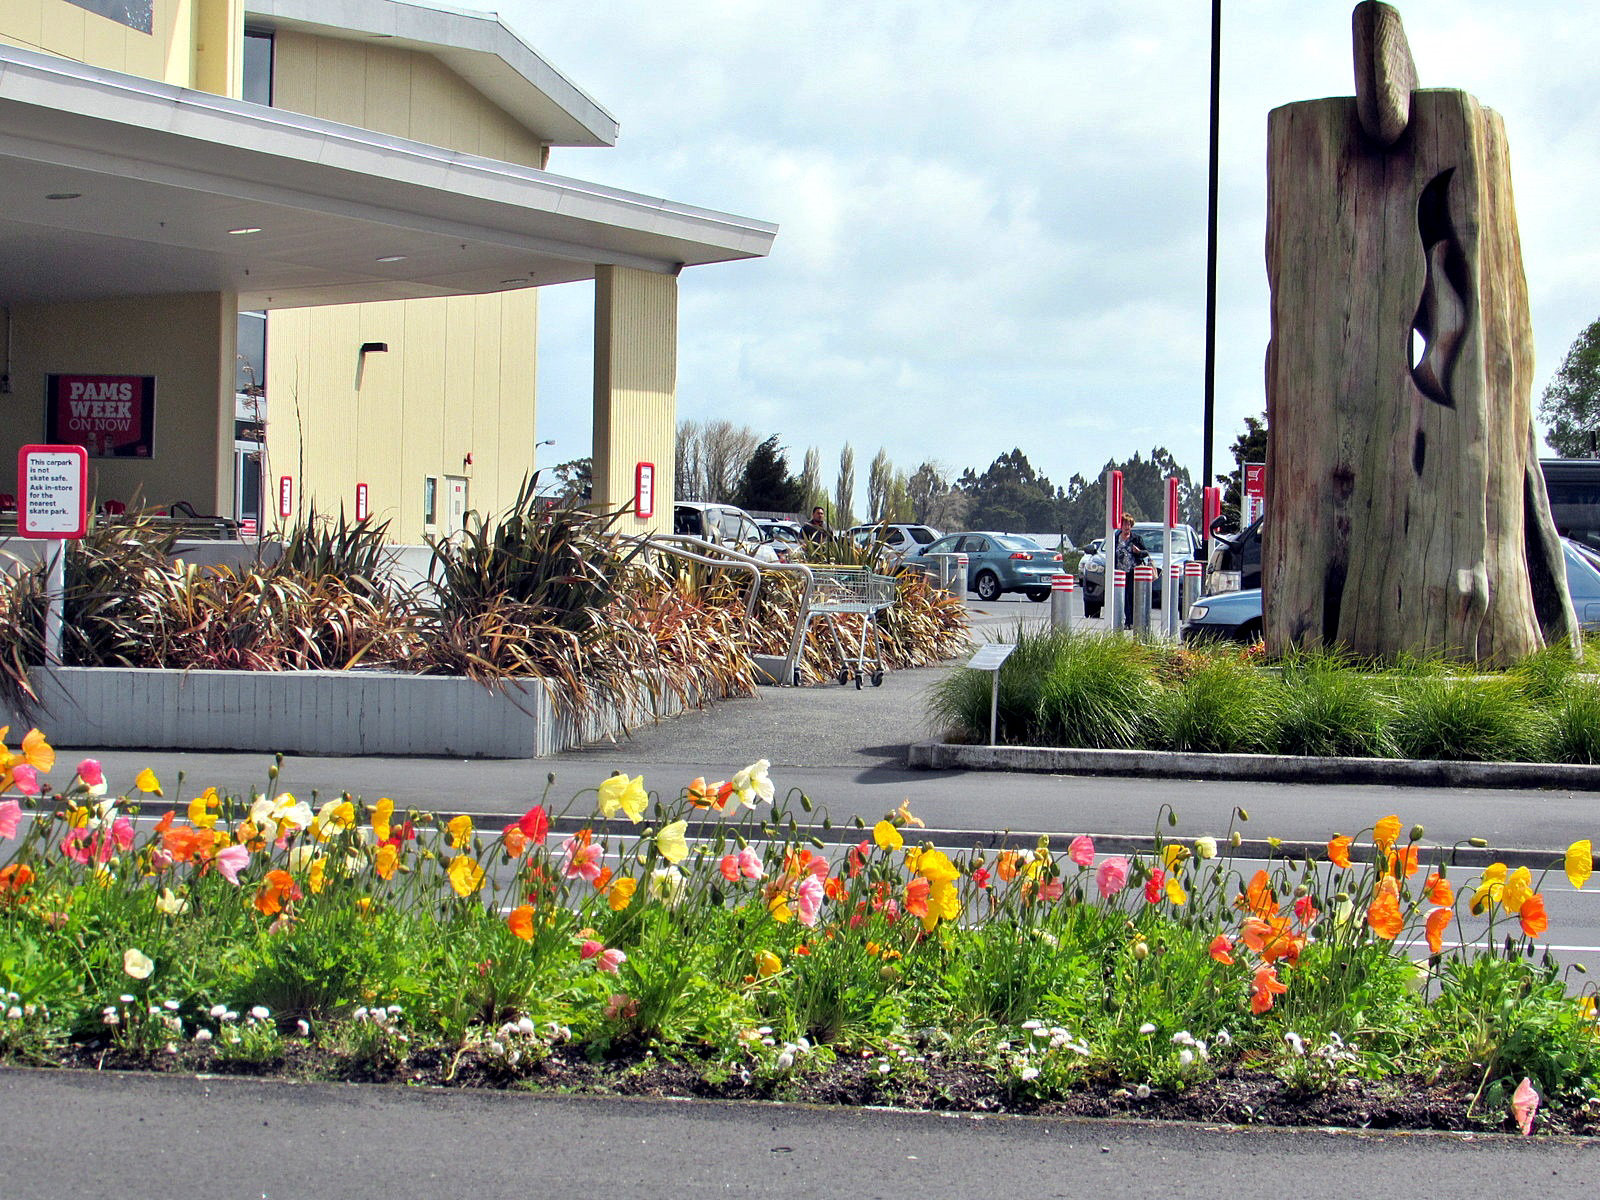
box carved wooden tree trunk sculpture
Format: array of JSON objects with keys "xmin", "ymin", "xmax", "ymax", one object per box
[{"xmin": 1263, "ymin": 2, "xmax": 1576, "ymax": 664}]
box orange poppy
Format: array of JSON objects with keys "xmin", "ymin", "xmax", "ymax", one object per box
[
  {"xmin": 1425, "ymin": 906, "xmax": 1452, "ymax": 954},
  {"xmin": 1387, "ymin": 843, "xmax": 1420, "ymax": 878},
  {"xmin": 253, "ymin": 868, "xmax": 302, "ymax": 916},
  {"xmin": 1241, "ymin": 869, "xmax": 1276, "ymax": 918},
  {"xmin": 1366, "ymin": 886, "xmax": 1403, "ymax": 941},
  {"xmin": 1520, "ymin": 893, "xmax": 1549, "ymax": 939},
  {"xmin": 1209, "ymin": 934, "xmax": 1234, "ymax": 964},
  {"xmin": 507, "ymin": 904, "xmax": 535, "ymax": 941},
  {"xmin": 904, "ymin": 876, "xmax": 931, "ymax": 919},
  {"xmin": 1250, "ymin": 965, "xmax": 1289, "ymax": 1014},
  {"xmin": 502, "ymin": 826, "xmax": 528, "ymax": 858},
  {"xmin": 1327, "ymin": 835, "xmax": 1353, "ymax": 868},
  {"xmin": 1242, "ymin": 915, "xmax": 1305, "ymax": 964},
  {"xmin": 1423, "ymin": 872, "xmax": 1453, "ymax": 906}
]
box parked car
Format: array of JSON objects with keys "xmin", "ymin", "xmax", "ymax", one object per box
[
  {"xmin": 757, "ymin": 518, "xmax": 806, "ymax": 558},
  {"xmin": 1183, "ymin": 537, "xmax": 1600, "ymax": 642},
  {"xmin": 1204, "ymin": 515, "xmax": 1263, "ymax": 595},
  {"xmin": 900, "ymin": 531, "xmax": 1063, "ymax": 601},
  {"xmin": 1076, "ymin": 523, "xmax": 1202, "ymax": 619},
  {"xmin": 673, "ymin": 502, "xmax": 784, "ymax": 562},
  {"xmin": 846, "ymin": 523, "xmax": 942, "ymax": 564}
]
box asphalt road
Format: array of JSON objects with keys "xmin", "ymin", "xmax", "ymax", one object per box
[{"xmin": 2, "ymin": 1069, "xmax": 1594, "ymax": 1200}]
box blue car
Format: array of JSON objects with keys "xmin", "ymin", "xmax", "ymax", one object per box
[
  {"xmin": 1183, "ymin": 538, "xmax": 1600, "ymax": 643},
  {"xmin": 901, "ymin": 531, "xmax": 1064, "ymax": 601}
]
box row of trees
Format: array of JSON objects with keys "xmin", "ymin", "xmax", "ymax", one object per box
[{"xmin": 549, "ymin": 416, "xmax": 1280, "ymax": 545}]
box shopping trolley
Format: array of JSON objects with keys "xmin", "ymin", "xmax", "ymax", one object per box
[{"xmin": 800, "ymin": 566, "xmax": 899, "ymax": 688}]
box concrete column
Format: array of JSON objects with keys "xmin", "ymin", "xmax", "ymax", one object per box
[{"xmin": 593, "ymin": 265, "xmax": 677, "ymax": 536}]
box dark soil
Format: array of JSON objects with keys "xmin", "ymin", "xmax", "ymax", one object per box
[{"xmin": 31, "ymin": 1040, "xmax": 1600, "ymax": 1136}]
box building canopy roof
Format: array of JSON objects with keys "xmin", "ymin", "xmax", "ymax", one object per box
[
  {"xmin": 243, "ymin": 0, "xmax": 620, "ymax": 148},
  {"xmin": 0, "ymin": 44, "xmax": 775, "ymax": 310}
]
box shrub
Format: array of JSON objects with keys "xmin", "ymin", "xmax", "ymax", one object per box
[
  {"xmin": 1389, "ymin": 676, "xmax": 1551, "ymax": 762},
  {"xmin": 1036, "ymin": 633, "xmax": 1162, "ymax": 749},
  {"xmin": 1273, "ymin": 655, "xmax": 1397, "ymax": 758},
  {"xmin": 1154, "ymin": 655, "xmax": 1279, "ymax": 753}
]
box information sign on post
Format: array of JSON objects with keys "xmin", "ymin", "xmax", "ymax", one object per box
[
  {"xmin": 17, "ymin": 444, "xmax": 89, "ymax": 664},
  {"xmin": 1163, "ymin": 476, "xmax": 1180, "ymax": 638},
  {"xmin": 278, "ymin": 476, "xmax": 293, "ymax": 520},
  {"xmin": 966, "ymin": 642, "xmax": 1016, "ymax": 746},
  {"xmin": 1244, "ymin": 462, "xmax": 1267, "ymax": 526},
  {"xmin": 355, "ymin": 482, "xmax": 369, "ymax": 522}
]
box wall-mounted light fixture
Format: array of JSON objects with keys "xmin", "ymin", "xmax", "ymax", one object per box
[{"xmin": 359, "ymin": 342, "xmax": 388, "ymax": 356}]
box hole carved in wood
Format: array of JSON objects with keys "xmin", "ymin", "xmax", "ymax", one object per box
[{"xmin": 1409, "ymin": 168, "xmax": 1468, "ymax": 408}]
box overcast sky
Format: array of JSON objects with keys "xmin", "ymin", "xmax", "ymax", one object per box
[{"xmin": 501, "ymin": 1, "xmax": 1600, "ymax": 508}]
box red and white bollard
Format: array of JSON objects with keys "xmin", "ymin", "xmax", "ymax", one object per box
[
  {"xmin": 1112, "ymin": 568, "xmax": 1127, "ymax": 629},
  {"xmin": 1182, "ymin": 559, "xmax": 1206, "ymax": 631},
  {"xmin": 1050, "ymin": 572, "xmax": 1075, "ymax": 629},
  {"xmin": 1132, "ymin": 564, "xmax": 1157, "ymax": 635},
  {"xmin": 1167, "ymin": 559, "xmax": 1183, "ymax": 638}
]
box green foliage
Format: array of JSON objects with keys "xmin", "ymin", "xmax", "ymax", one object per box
[
  {"xmin": 1539, "ymin": 317, "xmax": 1600, "ymax": 458},
  {"xmin": 1274, "ymin": 654, "xmax": 1397, "ymax": 757},
  {"xmin": 1389, "ymin": 676, "xmax": 1551, "ymax": 762},
  {"xmin": 1546, "ymin": 680, "xmax": 1600, "ymax": 764},
  {"xmin": 733, "ymin": 435, "xmax": 805, "ymax": 514},
  {"xmin": 1155, "ymin": 655, "xmax": 1279, "ymax": 753}
]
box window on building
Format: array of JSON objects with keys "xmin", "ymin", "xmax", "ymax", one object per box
[
  {"xmin": 236, "ymin": 310, "xmax": 267, "ymax": 399},
  {"xmin": 243, "ymin": 30, "xmax": 274, "ymax": 107},
  {"xmin": 423, "ymin": 477, "xmax": 438, "ymax": 527}
]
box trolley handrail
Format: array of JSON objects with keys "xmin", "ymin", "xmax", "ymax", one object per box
[{"xmin": 645, "ymin": 535, "xmax": 825, "ymax": 684}]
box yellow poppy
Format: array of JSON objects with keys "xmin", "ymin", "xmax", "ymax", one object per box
[
  {"xmin": 188, "ymin": 788, "xmax": 220, "ymax": 830},
  {"xmin": 374, "ymin": 844, "xmax": 399, "ymax": 881},
  {"xmin": 598, "ymin": 774, "xmax": 648, "ymax": 823},
  {"xmin": 608, "ymin": 877, "xmax": 637, "ymax": 911},
  {"xmin": 1373, "ymin": 815, "xmax": 1401, "ymax": 854},
  {"xmin": 1470, "ymin": 863, "xmax": 1508, "ymax": 915},
  {"xmin": 873, "ymin": 820, "xmax": 903, "ymax": 851},
  {"xmin": 134, "ymin": 768, "xmax": 162, "ymax": 797},
  {"xmin": 447, "ymin": 853, "xmax": 485, "ymax": 898},
  {"xmin": 1165, "ymin": 876, "xmax": 1188, "ymax": 906},
  {"xmin": 446, "ymin": 814, "xmax": 474, "ymax": 849},
  {"xmin": 917, "ymin": 849, "xmax": 960, "ymax": 885},
  {"xmin": 1567, "ymin": 840, "xmax": 1593, "ymax": 891},
  {"xmin": 756, "ymin": 950, "xmax": 783, "ymax": 978},
  {"xmin": 655, "ymin": 820, "xmax": 689, "ymax": 865},
  {"xmin": 372, "ymin": 797, "xmax": 394, "ymax": 843},
  {"xmin": 1500, "ymin": 866, "xmax": 1534, "ymax": 916}
]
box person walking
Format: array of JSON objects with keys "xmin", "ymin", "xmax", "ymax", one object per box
[
  {"xmin": 1111, "ymin": 514, "xmax": 1149, "ymax": 629},
  {"xmin": 801, "ymin": 505, "xmax": 830, "ymax": 543}
]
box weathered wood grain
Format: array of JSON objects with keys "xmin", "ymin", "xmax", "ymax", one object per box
[
  {"xmin": 1263, "ymin": 88, "xmax": 1577, "ymax": 664},
  {"xmin": 1353, "ymin": 1, "xmax": 1417, "ymax": 147}
]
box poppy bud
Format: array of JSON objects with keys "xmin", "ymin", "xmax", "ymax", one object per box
[
  {"xmin": 1229, "ymin": 831, "xmax": 1242, "ymax": 848},
  {"xmin": 1236, "ymin": 807, "xmax": 1250, "ymax": 822},
  {"xmin": 1574, "ymin": 962, "xmax": 1588, "ymax": 974},
  {"xmin": 1167, "ymin": 811, "xmax": 1179, "ymax": 827},
  {"xmin": 800, "ymin": 794, "xmax": 814, "ymax": 813},
  {"xmin": 852, "ymin": 816, "xmax": 865, "ymax": 829},
  {"xmin": 1334, "ymin": 891, "xmax": 1349, "ymax": 903},
  {"xmin": 268, "ymin": 765, "xmax": 279, "ymax": 781},
  {"xmin": 822, "ymin": 816, "xmax": 832, "ymax": 830},
  {"xmin": 809, "ymin": 836, "xmax": 825, "ymax": 850},
  {"xmin": 1469, "ymin": 837, "xmax": 1488, "ymax": 848},
  {"xmin": 1410, "ymin": 824, "xmax": 1425, "ymax": 843},
  {"xmin": 1132, "ymin": 939, "xmax": 1149, "ymax": 961}
]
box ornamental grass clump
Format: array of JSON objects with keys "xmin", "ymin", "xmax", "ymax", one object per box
[
  {"xmin": 1154, "ymin": 654, "xmax": 1279, "ymax": 753},
  {"xmin": 1389, "ymin": 675, "xmax": 1552, "ymax": 762},
  {"xmin": 1035, "ymin": 632, "xmax": 1163, "ymax": 749},
  {"xmin": 1272, "ymin": 653, "xmax": 1397, "ymax": 758},
  {"xmin": 1545, "ymin": 680, "xmax": 1600, "ymax": 764},
  {"xmin": 5, "ymin": 726, "xmax": 1600, "ymax": 1131}
]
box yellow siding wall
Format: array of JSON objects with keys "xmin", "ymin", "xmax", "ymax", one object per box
[
  {"xmin": 269, "ymin": 29, "xmax": 546, "ymax": 167},
  {"xmin": 593, "ymin": 266, "xmax": 677, "ymax": 537},
  {"xmin": 0, "ymin": 292, "xmax": 235, "ymax": 512},
  {"xmin": 0, "ymin": 0, "xmax": 241, "ymax": 93},
  {"xmin": 265, "ymin": 28, "xmax": 548, "ymax": 542},
  {"xmin": 265, "ymin": 291, "xmax": 538, "ymax": 543}
]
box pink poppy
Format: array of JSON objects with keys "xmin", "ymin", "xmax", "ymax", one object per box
[
  {"xmin": 0, "ymin": 800, "xmax": 21, "ymax": 840},
  {"xmin": 561, "ymin": 836, "xmax": 603, "ymax": 883},
  {"xmin": 1068, "ymin": 835, "xmax": 1095, "ymax": 867},
  {"xmin": 796, "ymin": 874, "xmax": 824, "ymax": 927},
  {"xmin": 1513, "ymin": 1077, "xmax": 1539, "ymax": 1136},
  {"xmin": 11, "ymin": 766, "xmax": 39, "ymax": 797},
  {"xmin": 579, "ymin": 939, "xmax": 604, "ymax": 961},
  {"xmin": 214, "ymin": 842, "xmax": 251, "ymax": 885},
  {"xmin": 737, "ymin": 847, "xmax": 764, "ymax": 880},
  {"xmin": 1096, "ymin": 856, "xmax": 1129, "ymax": 898},
  {"xmin": 1038, "ymin": 879, "xmax": 1065, "ymax": 903},
  {"xmin": 76, "ymin": 759, "xmax": 104, "ymax": 788},
  {"xmin": 719, "ymin": 854, "xmax": 742, "ymax": 883},
  {"xmin": 111, "ymin": 816, "xmax": 134, "ymax": 852},
  {"xmin": 597, "ymin": 948, "xmax": 626, "ymax": 974}
]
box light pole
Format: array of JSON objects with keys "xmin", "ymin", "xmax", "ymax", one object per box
[
  {"xmin": 1202, "ymin": 0, "xmax": 1221, "ymax": 496},
  {"xmin": 534, "ymin": 438, "xmax": 555, "ymax": 473}
]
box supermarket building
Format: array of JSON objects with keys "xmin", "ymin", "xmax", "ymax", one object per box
[{"xmin": 0, "ymin": 0, "xmax": 775, "ymax": 540}]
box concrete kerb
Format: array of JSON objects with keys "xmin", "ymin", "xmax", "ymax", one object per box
[{"xmin": 907, "ymin": 739, "xmax": 1600, "ymax": 792}]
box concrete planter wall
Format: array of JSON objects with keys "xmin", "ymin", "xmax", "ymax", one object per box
[{"xmin": 4, "ymin": 667, "xmax": 697, "ymax": 758}]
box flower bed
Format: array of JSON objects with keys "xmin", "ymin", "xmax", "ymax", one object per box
[{"xmin": 1, "ymin": 726, "xmax": 1597, "ymax": 1134}]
